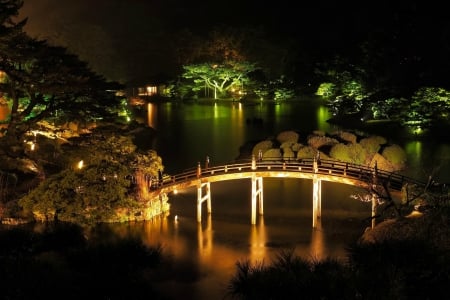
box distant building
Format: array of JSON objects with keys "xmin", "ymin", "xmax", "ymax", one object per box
[{"xmin": 136, "ymin": 85, "xmax": 158, "ymax": 97}]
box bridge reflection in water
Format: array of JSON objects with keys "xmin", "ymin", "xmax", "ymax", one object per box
[
  {"xmin": 154, "ymin": 156, "xmax": 425, "ymax": 230},
  {"xmin": 121, "ymin": 202, "xmax": 348, "ymax": 299},
  {"xmin": 111, "ymin": 171, "xmax": 385, "ymax": 299}
]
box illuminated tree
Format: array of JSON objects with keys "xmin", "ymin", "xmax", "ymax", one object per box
[
  {"xmin": 173, "ymin": 26, "xmax": 287, "ymax": 72},
  {"xmin": 315, "ymin": 82, "xmax": 336, "ymax": 98},
  {"xmin": 0, "ymin": 4, "xmax": 123, "ymax": 156},
  {"xmin": 181, "ymin": 60, "xmax": 257, "ymax": 99},
  {"xmin": 404, "ymin": 87, "xmax": 450, "ymax": 128},
  {"xmin": 18, "ymin": 160, "xmax": 132, "ymax": 224},
  {"xmin": 172, "ymin": 26, "xmax": 294, "ymax": 94},
  {"xmin": 18, "ymin": 131, "xmax": 166, "ymax": 224},
  {"xmin": 370, "ymin": 97, "xmax": 408, "ymax": 120},
  {"xmin": 0, "ymin": 34, "xmax": 122, "ymax": 144}
]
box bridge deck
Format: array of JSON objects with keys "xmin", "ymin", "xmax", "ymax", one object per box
[{"xmin": 153, "ymin": 158, "xmax": 427, "ymax": 195}]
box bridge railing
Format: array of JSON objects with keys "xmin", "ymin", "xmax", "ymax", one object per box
[{"xmin": 155, "ymin": 158, "xmax": 427, "ymax": 192}]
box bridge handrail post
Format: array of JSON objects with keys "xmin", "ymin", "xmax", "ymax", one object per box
[
  {"xmin": 196, "ymin": 162, "xmax": 201, "ymax": 178},
  {"xmin": 313, "ymin": 152, "xmax": 319, "ymax": 173}
]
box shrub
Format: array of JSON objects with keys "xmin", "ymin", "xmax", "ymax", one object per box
[
  {"xmin": 382, "ymin": 144, "xmax": 407, "ymax": 169},
  {"xmin": 330, "ymin": 143, "xmax": 368, "ymax": 164},
  {"xmin": 297, "ymin": 146, "xmax": 317, "ymax": 159},
  {"xmin": 359, "ymin": 135, "xmax": 386, "ymax": 155}
]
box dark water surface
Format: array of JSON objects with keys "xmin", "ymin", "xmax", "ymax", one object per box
[
  {"xmin": 123, "ymin": 99, "xmax": 450, "ymax": 299},
  {"xmin": 4, "ymin": 99, "xmax": 448, "ymax": 299}
]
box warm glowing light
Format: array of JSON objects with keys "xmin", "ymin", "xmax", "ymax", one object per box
[
  {"xmin": 136, "ymin": 85, "xmax": 158, "ymax": 96},
  {"xmin": 0, "ymin": 71, "xmax": 7, "ymax": 83},
  {"xmin": 77, "ymin": 160, "xmax": 84, "ymax": 169},
  {"xmin": 30, "ymin": 143, "xmax": 35, "ymax": 151},
  {"xmin": 173, "ymin": 189, "xmax": 178, "ymax": 194},
  {"xmin": 147, "ymin": 103, "xmax": 157, "ymax": 129},
  {"xmin": 414, "ymin": 126, "xmax": 422, "ymax": 135},
  {"xmin": 250, "ymin": 217, "xmax": 267, "ymax": 263}
]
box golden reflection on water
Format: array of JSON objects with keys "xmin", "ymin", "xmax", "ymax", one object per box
[
  {"xmin": 309, "ymin": 219, "xmax": 325, "ymax": 260},
  {"xmin": 197, "ymin": 214, "xmax": 212, "ymax": 259},
  {"xmin": 249, "ymin": 217, "xmax": 267, "ymax": 264},
  {"xmin": 146, "ymin": 103, "xmax": 157, "ymax": 129}
]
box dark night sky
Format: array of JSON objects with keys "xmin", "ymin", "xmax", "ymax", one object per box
[{"xmin": 17, "ymin": 1, "xmax": 449, "ymax": 86}]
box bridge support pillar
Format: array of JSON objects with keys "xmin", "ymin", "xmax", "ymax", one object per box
[
  {"xmin": 251, "ymin": 175, "xmax": 264, "ymax": 224},
  {"xmin": 371, "ymin": 164, "xmax": 378, "ymax": 229},
  {"xmin": 312, "ymin": 176, "xmax": 322, "ymax": 228},
  {"xmin": 371, "ymin": 193, "xmax": 377, "ymax": 229},
  {"xmin": 197, "ymin": 182, "xmax": 211, "ymax": 223}
]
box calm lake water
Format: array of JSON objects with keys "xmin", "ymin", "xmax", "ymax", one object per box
[
  {"xmin": 4, "ymin": 98, "xmax": 448, "ymax": 299},
  {"xmin": 122, "ymin": 98, "xmax": 450, "ymax": 299}
]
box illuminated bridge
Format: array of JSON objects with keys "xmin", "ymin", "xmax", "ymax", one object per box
[{"xmin": 151, "ymin": 157, "xmax": 428, "ymax": 229}]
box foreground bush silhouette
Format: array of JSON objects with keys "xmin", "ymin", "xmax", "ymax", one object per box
[
  {"xmin": 0, "ymin": 224, "xmax": 167, "ymax": 300},
  {"xmin": 226, "ymin": 228, "xmax": 450, "ymax": 299},
  {"xmin": 226, "ymin": 250, "xmax": 354, "ymax": 300}
]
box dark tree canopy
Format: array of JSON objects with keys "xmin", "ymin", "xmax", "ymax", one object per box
[{"xmin": 0, "ymin": 0, "xmax": 123, "ymax": 150}]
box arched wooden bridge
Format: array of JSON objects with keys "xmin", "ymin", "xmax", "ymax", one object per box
[{"xmin": 151, "ymin": 157, "xmax": 428, "ymax": 229}]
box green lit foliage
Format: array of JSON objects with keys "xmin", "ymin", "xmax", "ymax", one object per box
[
  {"xmin": 174, "ymin": 81, "xmax": 196, "ymax": 100},
  {"xmin": 262, "ymin": 148, "xmax": 282, "ymax": 161},
  {"xmin": 381, "ymin": 144, "xmax": 407, "ymax": 170},
  {"xmin": 359, "ymin": 135, "xmax": 386, "ymax": 156},
  {"xmin": 0, "ymin": 8, "xmax": 123, "ymax": 146},
  {"xmin": 274, "ymin": 87, "xmax": 295, "ymax": 102},
  {"xmin": 317, "ymin": 64, "xmax": 371, "ymax": 116},
  {"xmin": 20, "ymin": 130, "xmax": 166, "ymax": 225},
  {"xmin": 60, "ymin": 131, "xmax": 164, "ymax": 178},
  {"xmin": 282, "ymin": 147, "xmax": 295, "ymax": 161},
  {"xmin": 403, "ymin": 87, "xmax": 450, "ymax": 128},
  {"xmin": 329, "ymin": 143, "xmax": 368, "ymax": 165},
  {"xmin": 327, "ymin": 95, "xmax": 360, "ymax": 116},
  {"xmin": 315, "ymin": 82, "xmax": 336, "ymax": 98},
  {"xmin": 174, "ymin": 26, "xmax": 294, "ymax": 101},
  {"xmin": 334, "ymin": 131, "xmax": 357, "ymax": 144},
  {"xmin": 307, "ymin": 135, "xmax": 339, "ymax": 149},
  {"xmin": 296, "ymin": 146, "xmax": 317, "ymax": 159},
  {"xmin": 181, "ymin": 60, "xmax": 257, "ymax": 99},
  {"xmin": 252, "ymin": 140, "xmax": 273, "ymax": 157},
  {"xmin": 172, "ymin": 26, "xmax": 290, "ymax": 82},
  {"xmin": 18, "ymin": 160, "xmax": 133, "ymax": 224},
  {"xmin": 254, "ymin": 86, "xmax": 270, "ymax": 100},
  {"xmin": 366, "ymin": 87, "xmax": 450, "ymax": 129},
  {"xmin": 342, "ymin": 80, "xmax": 366, "ymax": 101},
  {"xmin": 269, "ymin": 75, "xmax": 295, "ymax": 102},
  {"xmin": 371, "ymin": 97, "xmax": 408, "ymax": 120},
  {"xmin": 131, "ymin": 150, "xmax": 163, "ymax": 178},
  {"xmin": 276, "ymin": 131, "xmax": 299, "ymax": 144}
]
